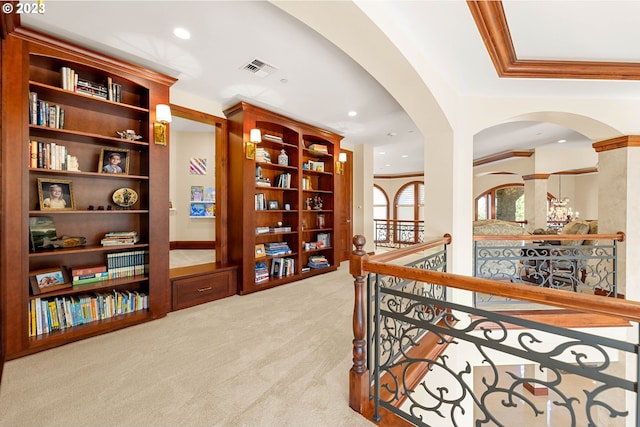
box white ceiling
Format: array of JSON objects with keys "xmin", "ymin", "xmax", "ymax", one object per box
[{"xmin": 20, "ymin": 1, "xmax": 640, "ymax": 175}]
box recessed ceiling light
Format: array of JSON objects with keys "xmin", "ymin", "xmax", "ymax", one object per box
[
  {"xmin": 557, "ymin": 139, "xmax": 567, "ymax": 143},
  {"xmin": 378, "ymin": 151, "xmax": 386, "ymax": 155},
  {"xmin": 173, "ymin": 27, "xmax": 191, "ymax": 40},
  {"xmin": 348, "ymin": 111, "xmax": 357, "ymax": 117},
  {"xmin": 401, "ymin": 154, "xmax": 408, "ymax": 158},
  {"xmin": 385, "ymin": 164, "xmax": 391, "ymax": 167},
  {"xmin": 280, "ymin": 78, "xmax": 288, "ymax": 84},
  {"xmin": 387, "ymin": 132, "xmax": 397, "ymax": 137}
]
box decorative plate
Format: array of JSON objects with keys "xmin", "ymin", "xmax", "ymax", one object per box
[{"xmin": 112, "ymin": 187, "xmax": 138, "ymax": 207}]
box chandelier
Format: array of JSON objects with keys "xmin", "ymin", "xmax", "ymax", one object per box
[{"xmin": 547, "ymin": 176, "xmax": 578, "ymax": 223}]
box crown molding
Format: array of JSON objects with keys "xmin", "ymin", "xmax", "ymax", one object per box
[
  {"xmin": 473, "ymin": 150, "xmax": 533, "ymax": 167},
  {"xmin": 467, "ymin": 0, "xmax": 640, "ymax": 80},
  {"xmin": 593, "ymin": 135, "xmax": 640, "ymax": 152}
]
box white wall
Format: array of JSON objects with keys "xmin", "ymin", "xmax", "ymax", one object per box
[{"xmin": 169, "ymin": 130, "xmax": 216, "ymax": 242}]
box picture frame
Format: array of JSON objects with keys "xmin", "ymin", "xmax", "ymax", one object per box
[
  {"xmin": 98, "ymin": 147, "xmax": 130, "ymax": 174},
  {"xmin": 308, "ymin": 161, "xmax": 325, "ymax": 172},
  {"xmin": 30, "ymin": 267, "xmax": 72, "ymax": 295},
  {"xmin": 190, "ymin": 185, "xmax": 204, "ymax": 201},
  {"xmin": 37, "ymin": 178, "xmax": 75, "ymax": 210},
  {"xmin": 267, "ymin": 200, "xmax": 280, "ymax": 210},
  {"xmin": 255, "ymin": 243, "xmax": 266, "ymax": 258}
]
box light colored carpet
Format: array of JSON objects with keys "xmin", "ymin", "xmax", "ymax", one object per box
[{"xmin": 0, "ymin": 260, "xmax": 374, "ymax": 427}]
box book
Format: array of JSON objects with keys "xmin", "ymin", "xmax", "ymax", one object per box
[
  {"xmin": 72, "ymin": 271, "xmax": 109, "ymax": 285},
  {"xmin": 71, "ymin": 265, "xmax": 107, "ymax": 277}
]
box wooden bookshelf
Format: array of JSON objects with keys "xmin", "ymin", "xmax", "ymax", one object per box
[
  {"xmin": 224, "ymin": 102, "xmax": 342, "ymax": 295},
  {"xmin": 1, "ymin": 29, "xmax": 176, "ymax": 358}
]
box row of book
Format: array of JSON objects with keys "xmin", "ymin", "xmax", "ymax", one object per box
[
  {"xmin": 255, "ymin": 262, "xmax": 269, "ymax": 283},
  {"xmin": 264, "ymin": 242, "xmax": 292, "ymax": 256},
  {"xmin": 271, "ymin": 257, "xmax": 295, "ymax": 278},
  {"xmin": 106, "ymin": 249, "xmax": 146, "ymax": 279},
  {"xmin": 275, "ymin": 173, "xmax": 293, "ymax": 188},
  {"xmin": 29, "ymin": 140, "xmax": 79, "ymax": 171},
  {"xmin": 28, "ymin": 290, "xmax": 148, "ymax": 337},
  {"xmin": 29, "ymin": 92, "xmax": 65, "ymax": 128},
  {"xmin": 101, "ymin": 231, "xmax": 139, "ymax": 246},
  {"xmin": 61, "ymin": 66, "xmax": 123, "ymax": 102}
]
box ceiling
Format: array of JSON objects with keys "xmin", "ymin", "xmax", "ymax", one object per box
[{"xmin": 19, "ymin": 1, "xmax": 640, "ymax": 175}]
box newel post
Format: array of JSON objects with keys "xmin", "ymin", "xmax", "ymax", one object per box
[{"xmin": 349, "ymin": 235, "xmax": 370, "ymax": 413}]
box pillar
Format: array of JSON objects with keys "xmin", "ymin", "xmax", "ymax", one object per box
[{"xmin": 522, "ymin": 174, "xmax": 550, "ymax": 232}]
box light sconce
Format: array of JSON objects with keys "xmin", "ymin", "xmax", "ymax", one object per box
[
  {"xmin": 246, "ymin": 128, "xmax": 261, "ymax": 159},
  {"xmin": 154, "ymin": 104, "xmax": 172, "ymax": 146},
  {"xmin": 336, "ymin": 152, "xmax": 347, "ymax": 174}
]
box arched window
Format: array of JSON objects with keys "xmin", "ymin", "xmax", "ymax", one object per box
[
  {"xmin": 394, "ymin": 181, "xmax": 424, "ymax": 221},
  {"xmin": 373, "ymin": 185, "xmax": 389, "ymax": 220},
  {"xmin": 393, "ymin": 181, "xmax": 424, "ymax": 244}
]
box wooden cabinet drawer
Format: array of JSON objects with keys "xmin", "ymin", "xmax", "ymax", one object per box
[{"xmin": 171, "ymin": 266, "xmax": 236, "ymax": 311}]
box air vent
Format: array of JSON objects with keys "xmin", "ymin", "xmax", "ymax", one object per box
[{"xmin": 241, "ymin": 58, "xmax": 278, "ymax": 78}]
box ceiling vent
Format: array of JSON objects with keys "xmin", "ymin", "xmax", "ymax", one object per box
[{"xmin": 241, "ymin": 58, "xmax": 278, "ymax": 78}]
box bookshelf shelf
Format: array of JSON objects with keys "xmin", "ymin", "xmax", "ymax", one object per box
[
  {"xmin": 2, "ymin": 30, "xmax": 175, "ymax": 359},
  {"xmin": 225, "ymin": 102, "xmax": 341, "ymax": 295}
]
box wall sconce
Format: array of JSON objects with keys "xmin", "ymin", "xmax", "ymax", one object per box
[
  {"xmin": 246, "ymin": 128, "xmax": 261, "ymax": 159},
  {"xmin": 336, "ymin": 152, "xmax": 347, "ymax": 174},
  {"xmin": 154, "ymin": 104, "xmax": 172, "ymax": 145}
]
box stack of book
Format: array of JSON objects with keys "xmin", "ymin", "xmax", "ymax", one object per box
[
  {"xmin": 256, "ymin": 226, "xmax": 271, "ymax": 234},
  {"xmin": 264, "ymin": 242, "xmax": 292, "ymax": 256},
  {"xmin": 308, "ymin": 143, "xmax": 328, "ymax": 154},
  {"xmin": 71, "ymin": 265, "xmax": 108, "ymax": 286},
  {"xmin": 256, "ymin": 147, "xmax": 271, "ymax": 163},
  {"xmin": 308, "ymin": 255, "xmax": 329, "ymax": 269},
  {"xmin": 101, "ymin": 231, "xmax": 139, "ymax": 246},
  {"xmin": 255, "ymin": 262, "xmax": 269, "ymax": 283},
  {"xmin": 263, "ymin": 134, "xmax": 283, "ymax": 143}
]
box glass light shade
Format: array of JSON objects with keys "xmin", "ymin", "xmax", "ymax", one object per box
[
  {"xmin": 338, "ymin": 152, "xmax": 347, "ymax": 163},
  {"xmin": 156, "ymin": 104, "xmax": 172, "ymax": 123},
  {"xmin": 250, "ymin": 128, "xmax": 262, "ymax": 143}
]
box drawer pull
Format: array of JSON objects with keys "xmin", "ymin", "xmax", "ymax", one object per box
[{"xmin": 197, "ymin": 286, "xmax": 213, "ymax": 292}]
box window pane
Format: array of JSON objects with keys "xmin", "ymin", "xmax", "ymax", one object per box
[
  {"xmin": 477, "ymin": 196, "xmax": 487, "ymax": 220},
  {"xmin": 397, "ymin": 186, "xmax": 415, "ymax": 205},
  {"xmin": 373, "ymin": 187, "xmax": 387, "ymax": 205},
  {"xmin": 373, "ymin": 206, "xmax": 387, "ymax": 219}
]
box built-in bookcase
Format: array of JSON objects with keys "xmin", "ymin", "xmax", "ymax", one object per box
[
  {"xmin": 225, "ymin": 102, "xmax": 342, "ymax": 295},
  {"xmin": 1, "ymin": 30, "xmax": 175, "ymax": 358}
]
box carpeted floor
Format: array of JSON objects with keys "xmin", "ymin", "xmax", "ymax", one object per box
[{"xmin": 0, "ymin": 257, "xmax": 374, "ymax": 427}]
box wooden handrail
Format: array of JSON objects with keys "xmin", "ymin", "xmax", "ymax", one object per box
[
  {"xmin": 363, "ymin": 260, "xmax": 640, "ymax": 323},
  {"xmin": 473, "ymin": 232, "xmax": 625, "ymax": 242},
  {"xmin": 370, "ymin": 234, "xmax": 451, "ymax": 264}
]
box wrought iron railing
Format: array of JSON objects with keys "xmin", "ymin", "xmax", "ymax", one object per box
[
  {"xmin": 473, "ymin": 232, "xmax": 625, "ymax": 308},
  {"xmin": 374, "ymin": 218, "xmax": 424, "ymax": 248},
  {"xmin": 349, "ymin": 234, "xmax": 640, "ymax": 427}
]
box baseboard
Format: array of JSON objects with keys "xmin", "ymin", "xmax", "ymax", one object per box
[{"xmin": 170, "ymin": 241, "xmax": 215, "ymax": 250}]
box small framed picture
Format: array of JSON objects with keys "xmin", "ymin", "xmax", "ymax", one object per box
[
  {"xmin": 38, "ymin": 178, "xmax": 75, "ymax": 210},
  {"xmin": 191, "ymin": 186, "xmax": 204, "ymax": 201},
  {"xmin": 255, "ymin": 243, "xmax": 266, "ymax": 258},
  {"xmin": 30, "ymin": 267, "xmax": 72, "ymax": 295},
  {"xmin": 267, "ymin": 200, "xmax": 280, "ymax": 210},
  {"xmin": 99, "ymin": 147, "xmax": 130, "ymax": 174}
]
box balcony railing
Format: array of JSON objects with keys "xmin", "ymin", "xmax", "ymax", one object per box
[
  {"xmin": 350, "ymin": 234, "xmax": 640, "ymax": 427},
  {"xmin": 374, "ymin": 218, "xmax": 424, "ymax": 248},
  {"xmin": 473, "ymin": 232, "xmax": 625, "ymax": 308}
]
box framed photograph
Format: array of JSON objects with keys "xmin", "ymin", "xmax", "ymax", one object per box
[
  {"xmin": 38, "ymin": 178, "xmax": 75, "ymax": 210},
  {"xmin": 30, "ymin": 267, "xmax": 71, "ymax": 295},
  {"xmin": 267, "ymin": 200, "xmax": 280, "ymax": 210},
  {"xmin": 98, "ymin": 147, "xmax": 130, "ymax": 174},
  {"xmin": 308, "ymin": 161, "xmax": 325, "ymax": 172},
  {"xmin": 29, "ymin": 216, "xmax": 57, "ymax": 252},
  {"xmin": 255, "ymin": 243, "xmax": 266, "ymax": 258}
]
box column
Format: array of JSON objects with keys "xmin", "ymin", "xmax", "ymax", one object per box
[{"xmin": 522, "ymin": 174, "xmax": 550, "ymax": 232}]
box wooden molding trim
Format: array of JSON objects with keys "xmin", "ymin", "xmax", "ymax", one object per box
[
  {"xmin": 170, "ymin": 241, "xmax": 216, "ymax": 250},
  {"xmin": 374, "ymin": 172, "xmax": 424, "ymax": 179},
  {"xmin": 10, "ymin": 26, "xmax": 178, "ymax": 86},
  {"xmin": 170, "ymin": 104, "xmax": 225, "ymax": 125},
  {"xmin": 521, "ymin": 173, "xmax": 550, "ymax": 181},
  {"xmin": 467, "ymin": 0, "xmax": 640, "ymax": 80},
  {"xmin": 473, "ymin": 150, "xmax": 533, "ymax": 167},
  {"xmin": 593, "ymin": 135, "xmax": 640, "ymax": 152}
]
